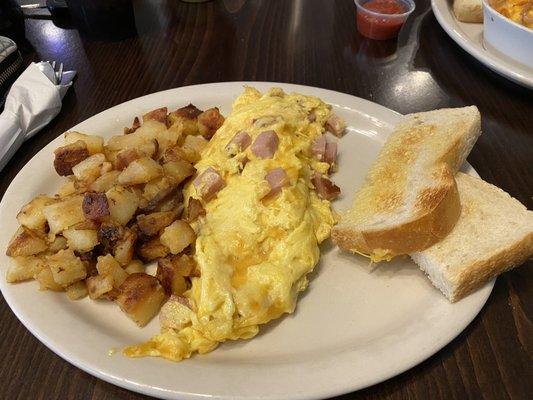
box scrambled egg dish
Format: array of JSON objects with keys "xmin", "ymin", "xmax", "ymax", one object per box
[
  {"xmin": 124, "ymin": 87, "xmax": 341, "ymax": 361},
  {"xmin": 492, "ymin": 0, "xmax": 533, "ymax": 28}
]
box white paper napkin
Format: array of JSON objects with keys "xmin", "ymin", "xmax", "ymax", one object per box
[{"xmin": 0, "ymin": 62, "xmax": 76, "ymax": 171}]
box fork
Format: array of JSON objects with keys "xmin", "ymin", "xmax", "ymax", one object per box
[{"xmin": 48, "ymin": 60, "xmax": 64, "ymax": 85}]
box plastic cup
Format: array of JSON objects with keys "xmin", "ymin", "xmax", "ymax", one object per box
[{"xmin": 354, "ymin": 0, "xmax": 415, "ymax": 40}]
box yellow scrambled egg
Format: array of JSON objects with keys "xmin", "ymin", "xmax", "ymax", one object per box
[
  {"xmin": 492, "ymin": 0, "xmax": 533, "ymax": 28},
  {"xmin": 124, "ymin": 87, "xmax": 337, "ymax": 361}
]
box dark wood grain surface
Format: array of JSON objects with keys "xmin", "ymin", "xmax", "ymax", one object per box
[{"xmin": 1, "ymin": 0, "xmax": 532, "ymax": 399}]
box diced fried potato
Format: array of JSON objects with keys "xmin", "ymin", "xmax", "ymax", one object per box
[
  {"xmin": 155, "ymin": 128, "xmax": 181, "ymax": 156},
  {"xmin": 106, "ymin": 186, "xmax": 139, "ymax": 225},
  {"xmin": 72, "ymin": 153, "xmax": 106, "ymax": 184},
  {"xmin": 48, "ymin": 235, "xmax": 68, "ymax": 252},
  {"xmin": 57, "ymin": 180, "xmax": 77, "ymax": 198},
  {"xmin": 197, "ymin": 107, "xmax": 224, "ymax": 138},
  {"xmin": 6, "ymin": 256, "xmax": 45, "ymax": 283},
  {"xmin": 159, "ymin": 295, "xmax": 193, "ymax": 329},
  {"xmin": 162, "ymin": 159, "xmax": 195, "ymax": 185},
  {"xmin": 6, "ymin": 226, "xmax": 48, "ymax": 257},
  {"xmin": 113, "ymin": 228, "xmax": 137, "ymax": 266},
  {"xmin": 184, "ymin": 198, "xmax": 205, "ymax": 222},
  {"xmin": 138, "ymin": 237, "xmax": 170, "ymax": 261},
  {"xmin": 16, "ymin": 195, "xmax": 55, "ymax": 231},
  {"xmin": 63, "ymin": 228, "xmax": 99, "ymax": 252},
  {"xmin": 125, "ymin": 259, "xmax": 145, "ymax": 274},
  {"xmin": 65, "ymin": 131, "xmax": 104, "ymax": 155},
  {"xmin": 43, "ymin": 195, "xmax": 85, "ymax": 234},
  {"xmin": 160, "ymin": 220, "xmax": 196, "ymax": 255},
  {"xmin": 170, "ymin": 254, "xmax": 199, "ymax": 277},
  {"xmin": 96, "ymin": 254, "xmax": 128, "ymax": 288},
  {"xmin": 70, "ymin": 219, "xmax": 99, "ymax": 230},
  {"xmin": 140, "ymin": 176, "xmax": 179, "ymax": 212},
  {"xmin": 115, "ymin": 148, "xmax": 140, "ymax": 170},
  {"xmin": 118, "ymin": 157, "xmax": 163, "ymax": 186},
  {"xmin": 82, "ymin": 192, "xmax": 110, "ymax": 221},
  {"xmin": 54, "ymin": 140, "xmax": 90, "ymax": 176},
  {"xmin": 143, "ymin": 107, "xmax": 168, "ymax": 124},
  {"xmin": 180, "ymin": 135, "xmax": 208, "ymax": 163},
  {"xmin": 136, "ymin": 211, "xmax": 177, "ymax": 237},
  {"xmin": 97, "ymin": 223, "xmax": 124, "ymax": 251},
  {"xmin": 124, "ymin": 116, "xmax": 141, "ymax": 135},
  {"xmin": 154, "ymin": 196, "xmax": 183, "ymax": 214},
  {"xmin": 107, "ymin": 120, "xmax": 165, "ymax": 152},
  {"xmin": 168, "ymin": 104, "xmax": 202, "ymax": 135},
  {"xmin": 66, "ymin": 280, "xmax": 88, "ymax": 300},
  {"xmin": 36, "ymin": 267, "xmax": 63, "ymax": 291},
  {"xmin": 160, "ymin": 145, "xmax": 188, "ymax": 163},
  {"xmin": 89, "ymin": 170, "xmax": 120, "ymax": 192},
  {"xmin": 138, "ymin": 139, "xmax": 159, "ymax": 159},
  {"xmin": 86, "ymin": 274, "xmax": 114, "ymax": 299},
  {"xmin": 100, "ymin": 161, "xmax": 113, "ymax": 175},
  {"xmin": 115, "ymin": 273, "xmax": 167, "ymax": 326},
  {"xmin": 156, "ymin": 257, "xmax": 188, "ymax": 296},
  {"xmin": 47, "ymin": 249, "xmax": 87, "ymax": 287}
]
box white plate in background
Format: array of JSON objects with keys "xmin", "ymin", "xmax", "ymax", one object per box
[
  {"xmin": 0, "ymin": 82, "xmax": 494, "ymax": 400},
  {"xmin": 432, "ymin": 0, "xmax": 533, "ymax": 89}
]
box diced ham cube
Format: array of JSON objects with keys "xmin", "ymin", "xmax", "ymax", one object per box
[
  {"xmin": 265, "ymin": 167, "xmax": 289, "ymax": 197},
  {"xmin": 326, "ymin": 113, "xmax": 346, "ymax": 137},
  {"xmin": 225, "ymin": 131, "xmax": 252, "ymax": 154},
  {"xmin": 251, "ymin": 130, "xmax": 279, "ymax": 159},
  {"xmin": 324, "ymin": 141, "xmax": 337, "ymax": 166},
  {"xmin": 193, "ymin": 167, "xmax": 225, "ymax": 201},
  {"xmin": 311, "ymin": 172, "xmax": 340, "ymax": 200},
  {"xmin": 312, "ymin": 135, "xmax": 327, "ymax": 161}
]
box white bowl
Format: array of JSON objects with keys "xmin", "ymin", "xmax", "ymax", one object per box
[{"xmin": 482, "ymin": 0, "xmax": 533, "ymax": 67}]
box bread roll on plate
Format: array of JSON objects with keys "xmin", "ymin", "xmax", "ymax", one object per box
[{"xmin": 453, "ymin": 0, "xmax": 483, "ymax": 23}]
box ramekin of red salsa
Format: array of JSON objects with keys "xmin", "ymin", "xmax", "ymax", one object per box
[{"xmin": 355, "ymin": 0, "xmax": 415, "ymax": 40}]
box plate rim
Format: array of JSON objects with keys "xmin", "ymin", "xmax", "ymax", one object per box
[
  {"xmin": 431, "ymin": 0, "xmax": 533, "ymax": 89},
  {"xmin": 0, "ymin": 81, "xmax": 494, "ymax": 400}
]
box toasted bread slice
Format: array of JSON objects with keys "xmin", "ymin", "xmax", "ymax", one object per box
[
  {"xmin": 332, "ymin": 106, "xmax": 481, "ymax": 260},
  {"xmin": 411, "ymin": 173, "xmax": 533, "ymax": 302}
]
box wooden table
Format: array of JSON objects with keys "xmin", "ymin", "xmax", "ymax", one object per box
[{"xmin": 1, "ymin": 0, "xmax": 531, "ymax": 399}]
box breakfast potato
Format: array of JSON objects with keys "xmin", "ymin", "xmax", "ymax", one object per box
[
  {"xmin": 143, "ymin": 107, "xmax": 168, "ymax": 124},
  {"xmin": 125, "ymin": 259, "xmax": 145, "ymax": 274},
  {"xmin": 62, "ymin": 228, "xmax": 99, "ymax": 252},
  {"xmin": 113, "ymin": 228, "xmax": 137, "ymax": 266},
  {"xmin": 162, "ymin": 159, "xmax": 195, "ymax": 185},
  {"xmin": 54, "ymin": 140, "xmax": 90, "ymax": 176},
  {"xmin": 6, "ymin": 255, "xmax": 45, "ymax": 283},
  {"xmin": 89, "ymin": 170, "xmax": 121, "ymax": 193},
  {"xmin": 57, "ymin": 180, "xmax": 78, "ymax": 198},
  {"xmin": 16, "ymin": 195, "xmax": 55, "ymax": 231},
  {"xmin": 86, "ymin": 274, "xmax": 114, "ymax": 299},
  {"xmin": 184, "ymin": 198, "xmax": 205, "ymax": 222},
  {"xmin": 47, "ymin": 235, "xmax": 68, "ymax": 253},
  {"xmin": 82, "ymin": 192, "xmax": 110, "ymax": 221},
  {"xmin": 36, "ymin": 267, "xmax": 63, "ymax": 291},
  {"xmin": 138, "ymin": 237, "xmax": 170, "ymax": 261},
  {"xmin": 170, "ymin": 254, "xmax": 199, "ymax": 277},
  {"xmin": 160, "ymin": 220, "xmax": 196, "ymax": 255},
  {"xmin": 197, "ymin": 107, "xmax": 224, "ymax": 138},
  {"xmin": 65, "ymin": 131, "xmax": 104, "ymax": 155},
  {"xmin": 138, "ymin": 139, "xmax": 159, "ymax": 160},
  {"xmin": 124, "ymin": 116, "xmax": 140, "ymax": 135},
  {"xmin": 47, "ymin": 249, "xmax": 87, "ymax": 287},
  {"xmin": 66, "ymin": 280, "xmax": 88, "ymax": 300},
  {"xmin": 96, "ymin": 254, "xmax": 128, "ymax": 288},
  {"xmin": 107, "ymin": 131, "xmax": 151, "ymax": 152},
  {"xmin": 6, "ymin": 226, "xmax": 48, "ymax": 257},
  {"xmin": 136, "ymin": 211, "xmax": 177, "ymax": 237},
  {"xmin": 115, "ymin": 273, "xmax": 168, "ymax": 327},
  {"xmin": 106, "ymin": 186, "xmax": 139, "ymax": 225},
  {"xmin": 155, "ymin": 129, "xmax": 182, "ymax": 156},
  {"xmin": 156, "ymin": 257, "xmax": 188, "ymax": 296},
  {"xmin": 168, "ymin": 104, "xmax": 202, "ymax": 136},
  {"xmin": 140, "ymin": 176, "xmax": 179, "ymax": 212},
  {"xmin": 72, "ymin": 153, "xmax": 106, "ymax": 184},
  {"xmin": 118, "ymin": 157, "xmax": 163, "ymax": 186},
  {"xmin": 115, "ymin": 148, "xmax": 140, "ymax": 170},
  {"xmin": 97, "ymin": 222, "xmax": 124, "ymax": 252},
  {"xmin": 153, "ymin": 196, "xmax": 183, "ymax": 214},
  {"xmin": 180, "ymin": 135, "xmax": 208, "ymax": 163},
  {"xmin": 43, "ymin": 195, "xmax": 85, "ymax": 234}
]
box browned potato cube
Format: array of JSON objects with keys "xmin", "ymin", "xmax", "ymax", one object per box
[
  {"xmin": 140, "ymin": 176, "xmax": 179, "ymax": 212},
  {"xmin": 47, "ymin": 235, "xmax": 68, "ymax": 253},
  {"xmin": 65, "ymin": 131, "xmax": 104, "ymax": 155},
  {"xmin": 138, "ymin": 237, "xmax": 170, "ymax": 261},
  {"xmin": 171, "ymin": 254, "xmax": 199, "ymax": 277},
  {"xmin": 115, "ymin": 273, "xmax": 168, "ymax": 326},
  {"xmin": 136, "ymin": 211, "xmax": 177, "ymax": 237},
  {"xmin": 115, "ymin": 148, "xmax": 140, "ymax": 170},
  {"xmin": 180, "ymin": 135, "xmax": 208, "ymax": 163},
  {"xmin": 138, "ymin": 139, "xmax": 159, "ymax": 159},
  {"xmin": 98, "ymin": 223, "xmax": 124, "ymax": 252},
  {"xmin": 72, "ymin": 153, "xmax": 106, "ymax": 184},
  {"xmin": 113, "ymin": 228, "xmax": 137, "ymax": 266},
  {"xmin": 6, "ymin": 255, "xmax": 46, "ymax": 283},
  {"xmin": 66, "ymin": 280, "xmax": 89, "ymax": 300},
  {"xmin": 162, "ymin": 159, "xmax": 195, "ymax": 185},
  {"xmin": 197, "ymin": 107, "xmax": 224, "ymax": 138},
  {"xmin": 106, "ymin": 186, "xmax": 139, "ymax": 225},
  {"xmin": 156, "ymin": 257, "xmax": 188, "ymax": 296},
  {"xmin": 168, "ymin": 104, "xmax": 202, "ymax": 135},
  {"xmin": 160, "ymin": 220, "xmax": 196, "ymax": 254},
  {"xmin": 82, "ymin": 192, "xmax": 110, "ymax": 221},
  {"xmin": 54, "ymin": 140, "xmax": 90, "ymax": 176},
  {"xmin": 96, "ymin": 254, "xmax": 128, "ymax": 288},
  {"xmin": 124, "ymin": 259, "xmax": 145, "ymax": 274},
  {"xmin": 89, "ymin": 170, "xmax": 121, "ymax": 193},
  {"xmin": 118, "ymin": 157, "xmax": 163, "ymax": 186},
  {"xmin": 124, "ymin": 116, "xmax": 140, "ymax": 135},
  {"xmin": 143, "ymin": 107, "xmax": 168, "ymax": 124},
  {"xmin": 57, "ymin": 180, "xmax": 77, "ymax": 198},
  {"xmin": 184, "ymin": 198, "xmax": 205, "ymax": 222},
  {"xmin": 86, "ymin": 274, "xmax": 114, "ymax": 299},
  {"xmin": 47, "ymin": 249, "xmax": 87, "ymax": 287},
  {"xmin": 62, "ymin": 228, "xmax": 99, "ymax": 252},
  {"xmin": 36, "ymin": 267, "xmax": 63, "ymax": 291},
  {"xmin": 16, "ymin": 195, "xmax": 55, "ymax": 231},
  {"xmin": 6, "ymin": 226, "xmax": 48, "ymax": 257},
  {"xmin": 43, "ymin": 195, "xmax": 85, "ymax": 235}
]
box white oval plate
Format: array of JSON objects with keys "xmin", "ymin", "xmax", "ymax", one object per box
[
  {"xmin": 0, "ymin": 82, "xmax": 493, "ymax": 400},
  {"xmin": 432, "ymin": 0, "xmax": 533, "ymax": 89}
]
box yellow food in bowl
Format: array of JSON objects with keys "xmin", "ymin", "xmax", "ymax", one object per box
[
  {"xmin": 491, "ymin": 0, "xmax": 533, "ymax": 29},
  {"xmin": 124, "ymin": 87, "xmax": 339, "ymax": 361}
]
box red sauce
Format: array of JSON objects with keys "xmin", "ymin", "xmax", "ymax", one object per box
[{"xmin": 357, "ymin": 0, "xmax": 407, "ymax": 40}]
